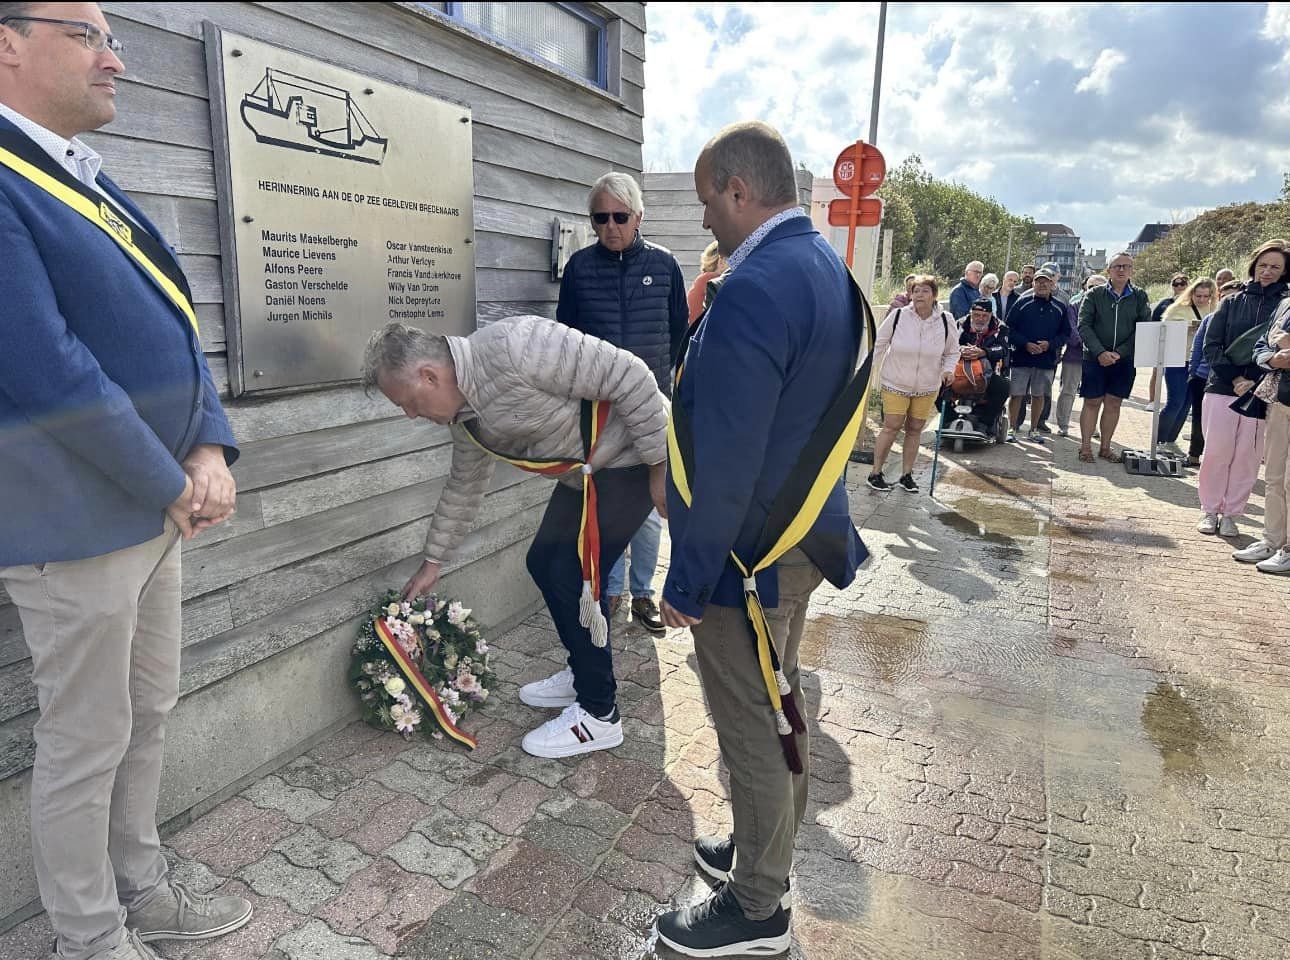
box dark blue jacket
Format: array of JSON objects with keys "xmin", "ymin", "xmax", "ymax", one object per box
[
  {"xmin": 1007, "ymin": 293, "xmax": 1069, "ymax": 369},
  {"xmin": 948, "ymin": 277, "xmax": 980, "ymax": 320},
  {"xmin": 1190, "ymin": 314, "xmax": 1214, "ymax": 381},
  {"xmin": 663, "ymin": 216, "xmax": 866, "ymax": 616},
  {"xmin": 556, "ymin": 233, "xmax": 688, "ymax": 395},
  {"xmin": 0, "ymin": 116, "xmax": 237, "ymax": 565},
  {"xmin": 1204, "ymin": 280, "xmax": 1288, "ymax": 396}
]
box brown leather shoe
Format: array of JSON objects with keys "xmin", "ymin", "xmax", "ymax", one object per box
[
  {"xmin": 631, "ymin": 597, "xmax": 666, "ymax": 635},
  {"xmin": 607, "ymin": 595, "xmax": 622, "ymax": 618}
]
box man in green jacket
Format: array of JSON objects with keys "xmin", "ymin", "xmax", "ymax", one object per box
[{"xmin": 1077, "ymin": 251, "xmax": 1151, "ymax": 461}]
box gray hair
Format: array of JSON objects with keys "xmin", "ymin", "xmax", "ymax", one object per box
[
  {"xmin": 966, "ymin": 261, "xmax": 985, "ymax": 273},
  {"xmin": 699, "ymin": 121, "xmax": 797, "ymax": 207},
  {"xmin": 0, "ymin": 3, "xmax": 35, "ymax": 32},
  {"xmin": 1003, "ymin": 270, "xmax": 1020, "ymax": 281},
  {"xmin": 979, "ymin": 272, "xmax": 999, "ymax": 291},
  {"xmin": 361, "ymin": 322, "xmax": 452, "ymax": 393},
  {"xmin": 1110, "ymin": 251, "xmax": 1134, "ymax": 263},
  {"xmin": 588, "ymin": 172, "xmax": 643, "ymax": 217}
]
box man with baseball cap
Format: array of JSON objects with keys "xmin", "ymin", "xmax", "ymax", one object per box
[{"xmin": 1007, "ymin": 267, "xmax": 1068, "ymax": 443}]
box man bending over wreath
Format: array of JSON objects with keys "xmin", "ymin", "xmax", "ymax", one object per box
[{"xmin": 362, "ymin": 317, "xmax": 669, "ymax": 759}]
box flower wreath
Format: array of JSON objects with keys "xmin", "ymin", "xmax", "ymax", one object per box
[{"xmin": 348, "ymin": 590, "xmax": 495, "ymax": 748}]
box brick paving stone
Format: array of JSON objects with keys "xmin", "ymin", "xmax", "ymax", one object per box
[
  {"xmin": 439, "ymin": 768, "xmax": 518, "ymax": 821},
  {"xmin": 345, "ymin": 792, "xmax": 433, "ymax": 855},
  {"xmin": 564, "ymin": 752, "xmax": 662, "ymax": 814},
  {"xmin": 408, "ymin": 893, "xmax": 541, "ymax": 957},
  {"xmin": 0, "ymin": 913, "xmax": 52, "ymax": 960},
  {"xmin": 242, "ymin": 774, "xmax": 334, "ymax": 823},
  {"xmin": 466, "ymin": 838, "xmax": 587, "ymax": 916},
  {"xmin": 275, "ymin": 755, "xmax": 356, "ymax": 800},
  {"xmin": 595, "ymin": 850, "xmax": 687, "ymax": 902},
  {"xmin": 237, "ymin": 851, "xmax": 341, "ymax": 913},
  {"xmin": 273, "ymin": 826, "xmax": 373, "ymax": 884},
  {"xmin": 271, "ymin": 918, "xmax": 384, "ymax": 959},
  {"xmin": 170, "ymin": 798, "xmax": 295, "ymax": 875},
  {"xmin": 477, "ymin": 777, "xmax": 557, "ymax": 835},
  {"xmin": 384, "ymin": 833, "xmax": 479, "ymax": 889},
  {"xmin": 411, "ymin": 808, "xmax": 509, "ymax": 862},
  {"xmin": 520, "ymin": 813, "xmax": 611, "ymax": 866},
  {"xmin": 371, "ymin": 759, "xmax": 457, "ymax": 806},
  {"xmin": 307, "ymin": 779, "xmax": 403, "ymax": 840},
  {"xmin": 315, "ymin": 857, "xmax": 453, "ymax": 955},
  {"xmin": 335, "ymin": 731, "xmax": 415, "ymax": 778},
  {"xmin": 538, "ymin": 794, "xmax": 632, "ymax": 838},
  {"xmin": 307, "ymin": 720, "xmax": 385, "ymax": 765},
  {"xmin": 486, "ymin": 744, "xmax": 574, "ymax": 789}
]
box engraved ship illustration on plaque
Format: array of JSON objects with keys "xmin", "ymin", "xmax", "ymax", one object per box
[{"xmin": 240, "ymin": 68, "xmax": 388, "ymax": 165}]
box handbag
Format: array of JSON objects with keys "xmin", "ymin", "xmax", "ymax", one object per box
[
  {"xmin": 1255, "ymin": 370, "xmax": 1283, "ymax": 404},
  {"xmin": 952, "ymin": 356, "xmax": 990, "ymax": 397},
  {"xmin": 1224, "ymin": 318, "xmax": 1274, "ymax": 367},
  {"xmin": 1230, "ymin": 379, "xmax": 1268, "ymax": 420}
]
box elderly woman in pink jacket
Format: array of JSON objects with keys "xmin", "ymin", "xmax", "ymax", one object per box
[{"xmin": 867, "ymin": 274, "xmax": 959, "ymax": 493}]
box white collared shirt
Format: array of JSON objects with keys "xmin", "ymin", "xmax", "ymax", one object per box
[
  {"xmin": 726, "ymin": 208, "xmax": 810, "ymax": 274},
  {"xmin": 0, "ymin": 101, "xmax": 109, "ymax": 196}
]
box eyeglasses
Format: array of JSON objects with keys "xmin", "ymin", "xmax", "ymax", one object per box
[
  {"xmin": 1109, "ymin": 263, "xmax": 1132, "ymax": 270},
  {"xmin": 591, "ymin": 212, "xmax": 632, "ymax": 225},
  {"xmin": 0, "ymin": 16, "xmax": 123, "ymax": 54}
]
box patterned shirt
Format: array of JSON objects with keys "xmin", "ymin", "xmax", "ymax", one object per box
[
  {"xmin": 0, "ymin": 101, "xmax": 109, "ymax": 194},
  {"xmin": 726, "ymin": 208, "xmax": 810, "ymax": 274}
]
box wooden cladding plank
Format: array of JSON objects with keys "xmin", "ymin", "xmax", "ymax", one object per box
[
  {"xmin": 108, "ymin": 15, "xmax": 209, "ymax": 98},
  {"xmin": 177, "ymin": 254, "xmax": 223, "ymax": 304},
  {"xmin": 474, "ymin": 232, "xmax": 556, "ymax": 272},
  {"xmin": 103, "ymin": 78, "xmax": 212, "ymax": 151},
  {"xmin": 620, "ymin": 18, "xmax": 646, "ymax": 60},
  {"xmin": 472, "ymin": 124, "xmax": 621, "ymax": 189},
  {"xmin": 597, "ymin": 2, "xmax": 647, "ymax": 32},
  {"xmin": 473, "ymin": 161, "xmax": 596, "ymax": 219},
  {"xmin": 227, "ymin": 476, "xmax": 549, "ymax": 628},
  {"xmin": 232, "ymin": 417, "xmax": 442, "ymax": 491},
  {"xmin": 80, "ymin": 132, "xmax": 215, "ymax": 201},
  {"xmin": 479, "ymin": 269, "xmax": 560, "ymax": 303},
  {"xmin": 478, "ymin": 300, "xmax": 556, "ymax": 324},
  {"xmin": 644, "ymin": 172, "xmax": 698, "ymax": 191},
  {"xmin": 223, "ymin": 384, "xmax": 394, "ymax": 444},
  {"xmin": 621, "ymin": 51, "xmax": 645, "ymax": 87},
  {"xmin": 181, "ymin": 459, "xmax": 531, "ymax": 600},
  {"xmin": 195, "ymin": 303, "xmax": 226, "ymax": 351}
]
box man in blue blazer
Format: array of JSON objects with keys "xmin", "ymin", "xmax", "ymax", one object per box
[
  {"xmin": 0, "ymin": 6, "xmax": 249, "ymax": 958},
  {"xmin": 655, "ymin": 122, "xmax": 866, "ymax": 957}
]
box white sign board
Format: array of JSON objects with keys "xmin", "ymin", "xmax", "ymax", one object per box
[{"xmin": 1134, "ymin": 321, "xmax": 1190, "ymax": 369}]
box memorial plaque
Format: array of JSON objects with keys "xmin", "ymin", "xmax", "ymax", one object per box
[{"xmin": 205, "ymin": 27, "xmax": 476, "ymax": 394}]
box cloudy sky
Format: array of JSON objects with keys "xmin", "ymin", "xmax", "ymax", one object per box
[{"xmin": 643, "ymin": 2, "xmax": 1290, "ymax": 254}]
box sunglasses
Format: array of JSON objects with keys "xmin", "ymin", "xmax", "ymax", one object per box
[
  {"xmin": 1172, "ymin": 280, "xmax": 1188, "ymax": 287},
  {"xmin": 591, "ymin": 212, "xmax": 632, "ymax": 225}
]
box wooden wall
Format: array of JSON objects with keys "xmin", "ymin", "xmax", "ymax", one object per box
[
  {"xmin": 0, "ymin": 0, "xmax": 647, "ymax": 864},
  {"xmin": 643, "ymin": 169, "xmax": 816, "ymax": 283}
]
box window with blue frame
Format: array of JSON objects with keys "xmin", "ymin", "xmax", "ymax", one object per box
[{"xmin": 415, "ymin": 2, "xmax": 608, "ymax": 90}]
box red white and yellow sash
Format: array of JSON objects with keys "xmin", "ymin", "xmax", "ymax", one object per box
[{"xmin": 374, "ymin": 617, "xmax": 477, "ymax": 750}]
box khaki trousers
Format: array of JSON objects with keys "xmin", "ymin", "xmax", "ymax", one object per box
[
  {"xmin": 1, "ymin": 524, "xmax": 181, "ymax": 960},
  {"xmin": 691, "ymin": 549, "xmax": 822, "ymax": 920},
  {"xmin": 1265, "ymin": 401, "xmax": 1290, "ymax": 550}
]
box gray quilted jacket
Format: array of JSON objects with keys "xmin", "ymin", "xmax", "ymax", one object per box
[{"xmin": 423, "ymin": 315, "xmax": 669, "ymax": 563}]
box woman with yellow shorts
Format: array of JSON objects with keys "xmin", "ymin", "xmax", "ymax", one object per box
[{"xmin": 868, "ymin": 275, "xmax": 960, "ymax": 493}]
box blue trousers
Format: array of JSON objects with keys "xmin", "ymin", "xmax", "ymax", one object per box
[
  {"xmin": 606, "ymin": 509, "xmax": 661, "ymax": 599},
  {"xmin": 525, "ymin": 466, "xmax": 654, "ymax": 717},
  {"xmin": 1158, "ymin": 366, "xmax": 1191, "ymax": 444}
]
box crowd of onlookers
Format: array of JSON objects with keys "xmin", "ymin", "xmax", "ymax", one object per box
[{"xmin": 867, "ymin": 242, "xmax": 1290, "ymax": 575}]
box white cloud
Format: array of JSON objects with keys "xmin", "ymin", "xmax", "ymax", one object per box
[
  {"xmin": 643, "ymin": 2, "xmax": 1290, "ymax": 254},
  {"xmin": 1075, "ymin": 49, "xmax": 1127, "ymax": 95}
]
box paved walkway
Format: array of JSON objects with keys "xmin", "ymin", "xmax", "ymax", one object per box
[{"xmin": 4, "ymin": 394, "xmax": 1289, "ymax": 960}]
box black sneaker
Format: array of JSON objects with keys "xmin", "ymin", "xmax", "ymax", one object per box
[
  {"xmin": 1036, "ymin": 423, "xmax": 1052, "ymax": 434},
  {"xmin": 866, "ymin": 472, "xmax": 891, "ymax": 492},
  {"xmin": 897, "ymin": 473, "xmax": 918, "ymax": 493},
  {"xmin": 630, "ymin": 597, "xmax": 666, "ymax": 635},
  {"xmin": 655, "ymin": 884, "xmax": 791, "ymax": 958},
  {"xmin": 693, "ymin": 837, "xmax": 793, "ymax": 912}
]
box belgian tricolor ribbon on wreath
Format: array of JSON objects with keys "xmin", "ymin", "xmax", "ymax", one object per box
[
  {"xmin": 668, "ymin": 270, "xmax": 878, "ymax": 773},
  {"xmin": 372, "ymin": 617, "xmax": 478, "ymax": 749},
  {"xmin": 0, "ymin": 134, "xmax": 201, "ymax": 338},
  {"xmin": 458, "ymin": 399, "xmax": 613, "ymax": 646}
]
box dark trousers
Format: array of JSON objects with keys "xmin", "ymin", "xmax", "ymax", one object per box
[
  {"xmin": 525, "ymin": 465, "xmax": 654, "ymax": 717},
  {"xmin": 1159, "ymin": 366, "xmax": 1191, "ymax": 444},
  {"xmin": 1187, "ymin": 376, "xmax": 1207, "ymax": 457},
  {"xmin": 981, "ymin": 374, "xmax": 1010, "ymax": 427}
]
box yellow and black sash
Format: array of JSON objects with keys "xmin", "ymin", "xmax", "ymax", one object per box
[
  {"xmin": 668, "ymin": 270, "xmax": 877, "ymax": 772},
  {"xmin": 0, "ymin": 130, "xmax": 199, "ymax": 338},
  {"xmin": 458, "ymin": 399, "xmax": 613, "ymax": 646}
]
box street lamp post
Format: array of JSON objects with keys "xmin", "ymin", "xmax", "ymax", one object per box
[
  {"xmin": 869, "ymin": 1, "xmax": 887, "ymax": 145},
  {"xmin": 1004, "ymin": 224, "xmax": 1020, "ymax": 273}
]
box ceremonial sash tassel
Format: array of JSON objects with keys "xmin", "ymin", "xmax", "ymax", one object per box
[
  {"xmin": 460, "ymin": 399, "xmax": 612, "ymax": 647},
  {"xmin": 374, "ymin": 618, "xmax": 477, "ymax": 749},
  {"xmin": 668, "ymin": 271, "xmax": 878, "ymax": 772}
]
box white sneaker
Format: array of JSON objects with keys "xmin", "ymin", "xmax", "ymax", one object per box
[
  {"xmin": 1197, "ymin": 513, "xmax": 1218, "ymax": 535},
  {"xmin": 521, "ymin": 703, "xmax": 623, "ymax": 758},
  {"xmin": 1218, "ymin": 516, "xmax": 1240, "ymax": 538},
  {"xmin": 1257, "ymin": 548, "xmax": 1290, "ymax": 574},
  {"xmin": 1233, "ymin": 540, "xmax": 1278, "ymax": 564},
  {"xmin": 518, "ymin": 667, "xmax": 577, "ymax": 708}
]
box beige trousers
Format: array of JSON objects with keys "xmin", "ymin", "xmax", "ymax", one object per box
[
  {"xmin": 1265, "ymin": 401, "xmax": 1290, "ymax": 550},
  {"xmin": 1, "ymin": 524, "xmax": 181, "ymax": 960},
  {"xmin": 691, "ymin": 549, "xmax": 822, "ymax": 920}
]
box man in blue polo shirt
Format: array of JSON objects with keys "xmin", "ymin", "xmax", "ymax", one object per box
[{"xmin": 0, "ymin": 5, "xmax": 249, "ymax": 958}]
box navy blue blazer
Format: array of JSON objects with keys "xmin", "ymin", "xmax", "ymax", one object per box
[
  {"xmin": 0, "ymin": 116, "xmax": 237, "ymax": 565},
  {"xmin": 663, "ymin": 216, "xmax": 867, "ymax": 616}
]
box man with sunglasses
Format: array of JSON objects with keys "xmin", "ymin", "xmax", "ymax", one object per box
[
  {"xmin": 0, "ymin": 5, "xmax": 249, "ymax": 959},
  {"xmin": 557, "ymin": 172, "xmax": 688, "ymax": 636}
]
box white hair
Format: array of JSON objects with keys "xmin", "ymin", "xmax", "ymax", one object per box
[
  {"xmin": 588, "ymin": 172, "xmax": 643, "ymax": 217},
  {"xmin": 979, "ymin": 272, "xmax": 999, "ymax": 291},
  {"xmin": 966, "ymin": 261, "xmax": 985, "ymax": 273}
]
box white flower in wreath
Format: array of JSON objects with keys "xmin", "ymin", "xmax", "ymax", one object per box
[
  {"xmin": 390, "ymin": 702, "xmax": 421, "ymax": 734},
  {"xmin": 384, "ymin": 676, "xmax": 406, "ymax": 697},
  {"xmin": 441, "ymin": 686, "xmax": 461, "ymax": 705},
  {"xmin": 447, "ymin": 602, "xmax": 471, "ymax": 627},
  {"xmin": 443, "ymin": 652, "xmax": 458, "ymax": 671},
  {"xmin": 409, "ymin": 613, "xmax": 425, "ymax": 626},
  {"xmin": 475, "ymin": 639, "xmax": 489, "ymax": 655},
  {"xmin": 477, "ymin": 688, "xmax": 489, "ymax": 701},
  {"xmin": 455, "ymin": 673, "xmax": 480, "ymax": 694},
  {"xmin": 386, "ymin": 602, "xmax": 401, "ymax": 617}
]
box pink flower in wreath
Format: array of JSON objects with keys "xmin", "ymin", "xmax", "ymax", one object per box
[
  {"xmin": 446, "ymin": 602, "xmax": 471, "ymax": 627},
  {"xmin": 455, "ymin": 672, "xmax": 480, "ymax": 694},
  {"xmin": 390, "ymin": 703, "xmax": 421, "ymax": 734}
]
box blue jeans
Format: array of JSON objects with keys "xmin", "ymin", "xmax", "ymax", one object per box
[
  {"xmin": 606, "ymin": 509, "xmax": 661, "ymax": 599},
  {"xmin": 1159, "ymin": 366, "xmax": 1191, "ymax": 444}
]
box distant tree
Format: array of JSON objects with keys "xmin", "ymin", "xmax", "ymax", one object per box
[
  {"xmin": 878, "ymin": 156, "xmax": 1042, "ymax": 282},
  {"xmin": 873, "ymin": 187, "xmax": 915, "ymax": 278},
  {"xmin": 1134, "ymin": 199, "xmax": 1290, "ymax": 284}
]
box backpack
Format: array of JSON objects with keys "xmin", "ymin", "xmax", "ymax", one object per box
[{"xmin": 891, "ymin": 305, "xmax": 950, "ymax": 340}]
